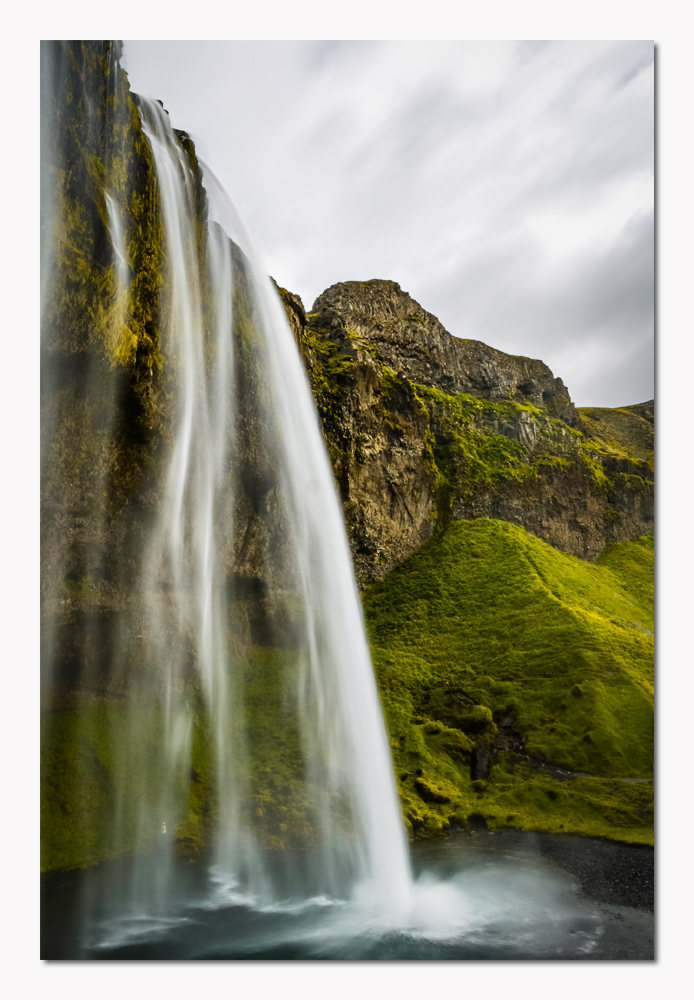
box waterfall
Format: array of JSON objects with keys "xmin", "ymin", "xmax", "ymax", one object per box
[
  {"xmin": 39, "ymin": 44, "xmax": 656, "ymax": 962},
  {"xmin": 41, "ymin": 42, "xmax": 412, "ymax": 937}
]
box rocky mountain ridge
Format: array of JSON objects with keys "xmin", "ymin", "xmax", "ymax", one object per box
[
  {"xmin": 312, "ymin": 280, "xmax": 580, "ymax": 425},
  {"xmin": 275, "ymin": 279, "xmax": 653, "ymax": 587}
]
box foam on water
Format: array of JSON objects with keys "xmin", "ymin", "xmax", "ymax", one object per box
[{"xmin": 82, "ymin": 844, "xmax": 607, "ymax": 959}]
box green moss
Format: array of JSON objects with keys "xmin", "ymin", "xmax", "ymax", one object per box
[
  {"xmin": 455, "ymin": 705, "xmax": 496, "ymax": 735},
  {"xmin": 409, "ymin": 384, "xmax": 543, "ymax": 518},
  {"xmin": 578, "ymin": 406, "xmax": 654, "ymax": 469},
  {"xmin": 42, "ymin": 43, "xmax": 185, "ymax": 515},
  {"xmin": 534, "ymin": 455, "xmax": 571, "ymax": 471},
  {"xmin": 41, "ymin": 704, "xmax": 199, "ymax": 872},
  {"xmin": 407, "ymin": 382, "xmax": 622, "ymax": 523},
  {"xmin": 364, "ymin": 518, "xmax": 653, "ymax": 843},
  {"xmin": 576, "ymin": 407, "xmax": 654, "ymax": 489},
  {"xmin": 579, "ymin": 446, "xmax": 611, "ymax": 490},
  {"xmin": 478, "ymin": 756, "xmax": 653, "ymax": 842},
  {"xmin": 304, "ymin": 327, "xmax": 356, "ymax": 424},
  {"xmin": 346, "ymin": 328, "xmax": 377, "ymax": 359},
  {"xmin": 40, "ymin": 646, "xmax": 346, "ymax": 872},
  {"xmin": 612, "ymin": 472, "xmax": 652, "ymax": 492},
  {"xmin": 414, "ymin": 383, "xmax": 543, "ymax": 424},
  {"xmin": 597, "ymin": 534, "xmax": 653, "ymax": 616},
  {"xmin": 378, "ymin": 365, "xmax": 403, "ymax": 400}
]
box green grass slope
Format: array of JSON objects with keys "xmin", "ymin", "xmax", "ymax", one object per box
[
  {"xmin": 41, "ymin": 520, "xmax": 654, "ymax": 872},
  {"xmin": 364, "ymin": 518, "xmax": 654, "ymax": 844}
]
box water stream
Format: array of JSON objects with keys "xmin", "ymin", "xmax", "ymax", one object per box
[
  {"xmin": 42, "ymin": 53, "xmax": 413, "ymax": 942},
  {"xmin": 129, "ymin": 95, "xmax": 413, "ymax": 918},
  {"xmin": 41, "ymin": 834, "xmax": 654, "ymax": 959}
]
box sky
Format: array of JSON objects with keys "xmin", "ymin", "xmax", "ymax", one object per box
[{"xmin": 122, "ymin": 40, "xmax": 654, "ymax": 409}]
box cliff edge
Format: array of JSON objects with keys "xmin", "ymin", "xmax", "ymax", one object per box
[{"xmin": 276, "ymin": 279, "xmax": 653, "ymax": 587}]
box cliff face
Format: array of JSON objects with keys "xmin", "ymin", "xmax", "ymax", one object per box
[
  {"xmin": 41, "ymin": 42, "xmax": 218, "ymax": 703},
  {"xmin": 276, "ymin": 280, "xmax": 653, "ymax": 587},
  {"xmin": 274, "ymin": 280, "xmax": 653, "ymax": 844},
  {"xmin": 41, "ymin": 42, "xmax": 653, "ymax": 645},
  {"xmin": 42, "ymin": 42, "xmax": 163, "ymax": 698},
  {"xmin": 312, "ymin": 280, "xmax": 580, "ymax": 425}
]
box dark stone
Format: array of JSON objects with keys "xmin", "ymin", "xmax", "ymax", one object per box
[{"xmin": 311, "ymin": 280, "xmax": 580, "ymax": 425}]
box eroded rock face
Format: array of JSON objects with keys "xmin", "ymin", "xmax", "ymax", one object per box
[
  {"xmin": 40, "ymin": 44, "xmax": 292, "ymax": 702},
  {"xmin": 448, "ymin": 457, "xmax": 653, "ymax": 562},
  {"xmin": 578, "ymin": 404, "xmax": 654, "ymax": 463},
  {"xmin": 311, "ymin": 280, "xmax": 580, "ymax": 426},
  {"xmin": 276, "ymin": 279, "xmax": 654, "ymax": 587},
  {"xmin": 271, "ymin": 279, "xmax": 306, "ymax": 353}
]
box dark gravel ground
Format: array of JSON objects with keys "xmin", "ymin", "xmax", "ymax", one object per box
[
  {"xmin": 437, "ymin": 830, "xmax": 654, "ymax": 913},
  {"xmin": 411, "ymin": 830, "xmax": 655, "ymax": 960},
  {"xmin": 530, "ymin": 833, "xmax": 654, "ymax": 913}
]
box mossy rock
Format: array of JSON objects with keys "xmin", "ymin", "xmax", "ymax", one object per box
[
  {"xmin": 431, "ymin": 727, "xmax": 473, "ymax": 761},
  {"xmin": 413, "ymin": 774, "xmax": 457, "ymax": 804},
  {"xmin": 454, "ymin": 705, "xmax": 495, "ymax": 735},
  {"xmin": 422, "ymin": 719, "xmax": 445, "ymax": 734}
]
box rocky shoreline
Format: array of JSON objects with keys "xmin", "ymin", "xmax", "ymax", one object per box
[
  {"xmin": 42, "ymin": 828, "xmax": 655, "ymax": 915},
  {"xmin": 441, "ymin": 829, "xmax": 655, "ymax": 913}
]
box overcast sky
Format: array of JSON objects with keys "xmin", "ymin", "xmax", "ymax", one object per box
[{"xmin": 122, "ymin": 40, "xmax": 653, "ymax": 409}]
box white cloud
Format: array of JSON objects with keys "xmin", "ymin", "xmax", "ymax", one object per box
[{"xmin": 122, "ymin": 39, "xmax": 653, "ymax": 407}]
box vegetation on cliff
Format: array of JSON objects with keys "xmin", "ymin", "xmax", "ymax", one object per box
[
  {"xmin": 290, "ymin": 288, "xmax": 653, "ymax": 586},
  {"xmin": 41, "ymin": 650, "xmax": 320, "ymax": 872},
  {"xmin": 578, "ymin": 404, "xmax": 654, "ymax": 472},
  {"xmin": 42, "ymin": 42, "xmax": 167, "ymax": 503}
]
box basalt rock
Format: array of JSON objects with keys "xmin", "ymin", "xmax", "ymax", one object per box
[
  {"xmin": 275, "ymin": 279, "xmax": 653, "ymax": 587},
  {"xmin": 41, "ymin": 43, "xmax": 279, "ymax": 702},
  {"xmin": 311, "ymin": 280, "xmax": 580, "ymax": 426},
  {"xmin": 271, "ymin": 279, "xmax": 307, "ymax": 354}
]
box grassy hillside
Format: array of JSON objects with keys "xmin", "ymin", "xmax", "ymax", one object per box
[
  {"xmin": 41, "ymin": 519, "xmax": 654, "ymax": 872},
  {"xmin": 364, "ymin": 518, "xmax": 654, "ymax": 844}
]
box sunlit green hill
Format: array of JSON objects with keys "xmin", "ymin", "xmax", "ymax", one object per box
[{"xmin": 365, "ymin": 518, "xmax": 654, "ymax": 844}]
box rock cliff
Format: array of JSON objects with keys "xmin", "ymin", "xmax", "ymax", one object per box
[
  {"xmin": 276, "ymin": 280, "xmax": 653, "ymax": 587},
  {"xmin": 312, "ymin": 280, "xmax": 579, "ymax": 425}
]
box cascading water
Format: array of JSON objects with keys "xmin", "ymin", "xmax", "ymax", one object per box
[
  {"xmin": 131, "ymin": 95, "xmax": 414, "ymax": 914},
  {"xmin": 41, "ymin": 41, "xmax": 412, "ymax": 945},
  {"xmin": 41, "ymin": 44, "xmax": 650, "ymax": 960}
]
